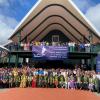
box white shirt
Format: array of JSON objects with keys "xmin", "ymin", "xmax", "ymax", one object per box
[
  {"xmin": 44, "ymin": 71, "xmax": 48, "ymax": 75},
  {"xmin": 85, "ymin": 43, "xmax": 90, "ymax": 47},
  {"xmin": 61, "ymin": 72, "xmax": 66, "ymax": 78},
  {"xmin": 96, "ymin": 75, "xmax": 100, "ymax": 79}
]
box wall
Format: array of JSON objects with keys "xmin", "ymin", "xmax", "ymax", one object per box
[{"xmin": 41, "ymin": 30, "xmax": 70, "ymax": 43}]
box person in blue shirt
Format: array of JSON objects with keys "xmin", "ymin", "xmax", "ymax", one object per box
[
  {"xmin": 79, "ymin": 43, "xmax": 85, "ymax": 52},
  {"xmin": 38, "ymin": 68, "xmax": 44, "ymax": 76}
]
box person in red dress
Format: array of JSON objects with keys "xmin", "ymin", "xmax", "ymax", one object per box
[{"xmin": 32, "ymin": 76, "xmax": 36, "ymax": 88}]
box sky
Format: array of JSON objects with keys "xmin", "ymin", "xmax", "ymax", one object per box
[{"xmin": 0, "ymin": 0, "xmax": 100, "ymax": 45}]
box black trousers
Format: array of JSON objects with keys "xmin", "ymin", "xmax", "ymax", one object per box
[
  {"xmin": 83, "ymin": 83, "xmax": 88, "ymax": 90},
  {"xmin": 76, "ymin": 83, "xmax": 81, "ymax": 89},
  {"xmin": 0, "ymin": 81, "xmax": 3, "ymax": 88}
]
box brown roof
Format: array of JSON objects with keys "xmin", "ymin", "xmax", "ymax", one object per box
[{"xmin": 9, "ymin": 0, "xmax": 100, "ymax": 43}]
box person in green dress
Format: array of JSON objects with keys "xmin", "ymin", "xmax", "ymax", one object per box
[
  {"xmin": 76, "ymin": 74, "xmax": 81, "ymax": 89},
  {"xmin": 38, "ymin": 75, "xmax": 43, "ymax": 88},
  {"xmin": 58, "ymin": 74, "xmax": 65, "ymax": 88},
  {"xmin": 88, "ymin": 75, "xmax": 94, "ymax": 92},
  {"xmin": 54, "ymin": 74, "xmax": 58, "ymax": 88},
  {"xmin": 42, "ymin": 74, "xmax": 48, "ymax": 88},
  {"xmin": 83, "ymin": 74, "xmax": 89, "ymax": 90},
  {"xmin": 80, "ymin": 73, "xmax": 84, "ymax": 89},
  {"xmin": 94, "ymin": 76, "xmax": 100, "ymax": 93},
  {"xmin": 15, "ymin": 75, "xmax": 20, "ymax": 87},
  {"xmin": 48, "ymin": 74, "xmax": 54, "ymax": 88}
]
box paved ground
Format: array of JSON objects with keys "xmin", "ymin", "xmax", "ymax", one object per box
[
  {"xmin": 94, "ymin": 92, "xmax": 100, "ymax": 96},
  {"xmin": 0, "ymin": 88, "xmax": 100, "ymax": 100}
]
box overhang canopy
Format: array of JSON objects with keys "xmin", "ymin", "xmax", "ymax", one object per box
[
  {"xmin": 0, "ymin": 45, "xmax": 9, "ymax": 58},
  {"xmin": 9, "ymin": 0, "xmax": 100, "ymax": 43},
  {"xmin": 0, "ymin": 45, "xmax": 9, "ymax": 51}
]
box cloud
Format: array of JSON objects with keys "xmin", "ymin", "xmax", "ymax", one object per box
[
  {"xmin": 18, "ymin": 0, "xmax": 31, "ymax": 6},
  {"xmin": 0, "ymin": 0, "xmax": 9, "ymax": 6},
  {"xmin": 0, "ymin": 0, "xmax": 38, "ymax": 45},
  {"xmin": 0, "ymin": 14, "xmax": 18, "ymax": 45},
  {"xmin": 72, "ymin": 0, "xmax": 94, "ymax": 13},
  {"xmin": 85, "ymin": 4, "xmax": 100, "ymax": 34},
  {"xmin": 73, "ymin": 0, "xmax": 100, "ymax": 34}
]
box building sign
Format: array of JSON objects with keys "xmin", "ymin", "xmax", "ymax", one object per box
[
  {"xmin": 32, "ymin": 46, "xmax": 68, "ymax": 60},
  {"xmin": 96, "ymin": 54, "xmax": 100, "ymax": 72}
]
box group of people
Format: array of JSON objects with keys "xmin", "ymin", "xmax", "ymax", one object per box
[
  {"xmin": 0, "ymin": 66, "xmax": 100, "ymax": 93},
  {"xmin": 8, "ymin": 41, "xmax": 94, "ymax": 53}
]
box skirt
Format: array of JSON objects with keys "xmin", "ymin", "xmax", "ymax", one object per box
[
  {"xmin": 88, "ymin": 83, "xmax": 94, "ymax": 90},
  {"xmin": 70, "ymin": 81, "xmax": 75, "ymax": 88},
  {"xmin": 32, "ymin": 80, "xmax": 36, "ymax": 88},
  {"xmin": 54, "ymin": 81, "xmax": 58, "ymax": 86}
]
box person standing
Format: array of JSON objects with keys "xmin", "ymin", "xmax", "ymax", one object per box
[
  {"xmin": 54, "ymin": 74, "xmax": 58, "ymax": 88},
  {"xmin": 76, "ymin": 74, "xmax": 81, "ymax": 89},
  {"xmin": 13, "ymin": 68, "xmax": 18, "ymax": 87},
  {"xmin": 58, "ymin": 74, "xmax": 65, "ymax": 88},
  {"xmin": 15, "ymin": 74, "xmax": 20, "ymax": 87},
  {"xmin": 27, "ymin": 74, "xmax": 33, "ymax": 87},
  {"xmin": 32, "ymin": 76, "xmax": 36, "ymax": 88},
  {"xmin": 38, "ymin": 75, "xmax": 43, "ymax": 88},
  {"xmin": 0, "ymin": 73, "xmax": 3, "ymax": 88},
  {"xmin": 48, "ymin": 74, "xmax": 54, "ymax": 88},
  {"xmin": 20, "ymin": 74, "xmax": 27, "ymax": 88},
  {"xmin": 70, "ymin": 75, "xmax": 75, "ymax": 89},
  {"xmin": 83, "ymin": 74, "xmax": 89, "ymax": 90},
  {"xmin": 80, "ymin": 73, "xmax": 84, "ymax": 90},
  {"xmin": 42, "ymin": 74, "xmax": 48, "ymax": 88},
  {"xmin": 64, "ymin": 73, "xmax": 68, "ymax": 89},
  {"xmin": 94, "ymin": 76, "xmax": 100, "ymax": 93},
  {"xmin": 8, "ymin": 72, "xmax": 13, "ymax": 88},
  {"xmin": 88, "ymin": 75, "xmax": 94, "ymax": 92}
]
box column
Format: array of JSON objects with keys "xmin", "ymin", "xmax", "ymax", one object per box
[
  {"xmin": 17, "ymin": 31, "xmax": 21, "ymax": 51},
  {"xmin": 8, "ymin": 52, "xmax": 11, "ymax": 68},
  {"xmin": 88, "ymin": 30, "xmax": 93, "ymax": 52},
  {"xmin": 15, "ymin": 53, "xmax": 19, "ymax": 67},
  {"xmin": 90, "ymin": 55, "xmax": 95, "ymax": 70}
]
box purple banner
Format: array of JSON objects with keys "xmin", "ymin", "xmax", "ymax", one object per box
[
  {"xmin": 96, "ymin": 54, "xmax": 100, "ymax": 72},
  {"xmin": 32, "ymin": 46, "xmax": 68, "ymax": 60}
]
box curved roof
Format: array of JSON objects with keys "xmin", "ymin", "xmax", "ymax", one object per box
[
  {"xmin": 0, "ymin": 45, "xmax": 9, "ymax": 51},
  {"xmin": 9, "ymin": 0, "xmax": 100, "ymax": 43}
]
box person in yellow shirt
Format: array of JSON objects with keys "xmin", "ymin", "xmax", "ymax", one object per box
[
  {"xmin": 20, "ymin": 74, "xmax": 27, "ymax": 88},
  {"xmin": 13, "ymin": 68, "xmax": 18, "ymax": 87}
]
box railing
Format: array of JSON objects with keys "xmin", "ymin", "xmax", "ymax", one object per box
[{"xmin": 7, "ymin": 43, "xmax": 100, "ymax": 53}]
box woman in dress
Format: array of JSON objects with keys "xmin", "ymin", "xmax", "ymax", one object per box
[
  {"xmin": 64, "ymin": 72, "xmax": 68, "ymax": 89},
  {"xmin": 13, "ymin": 68, "xmax": 18, "ymax": 87},
  {"xmin": 32, "ymin": 76, "xmax": 36, "ymax": 88},
  {"xmin": 27, "ymin": 73, "xmax": 33, "ymax": 87},
  {"xmin": 88, "ymin": 75, "xmax": 94, "ymax": 92},
  {"xmin": 20, "ymin": 73, "xmax": 27, "ymax": 88},
  {"xmin": 70, "ymin": 75, "xmax": 75, "ymax": 89},
  {"xmin": 54, "ymin": 74, "xmax": 58, "ymax": 88}
]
